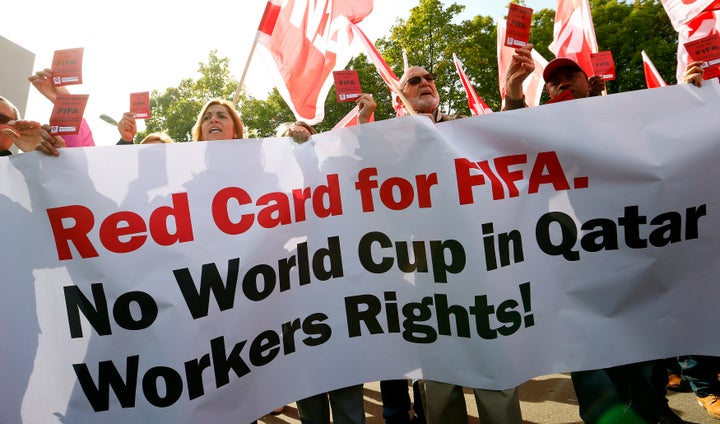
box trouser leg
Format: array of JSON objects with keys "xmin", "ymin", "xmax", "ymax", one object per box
[
  {"xmin": 328, "ymin": 384, "xmax": 366, "ymax": 424},
  {"xmin": 472, "ymin": 386, "xmax": 523, "ymax": 424}
]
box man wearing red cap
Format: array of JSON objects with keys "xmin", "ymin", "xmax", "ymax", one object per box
[
  {"xmin": 502, "ymin": 44, "xmax": 604, "ymax": 109},
  {"xmin": 500, "ymin": 46, "xmax": 686, "ymax": 424}
]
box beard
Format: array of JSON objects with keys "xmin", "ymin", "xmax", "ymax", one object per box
[{"xmin": 410, "ymin": 95, "xmax": 440, "ymax": 114}]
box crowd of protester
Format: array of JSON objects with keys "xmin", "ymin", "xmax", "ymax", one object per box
[{"xmin": 4, "ymin": 44, "xmax": 720, "ymax": 424}]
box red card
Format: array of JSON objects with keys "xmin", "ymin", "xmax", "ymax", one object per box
[
  {"xmin": 51, "ymin": 48, "xmax": 84, "ymax": 86},
  {"xmin": 130, "ymin": 92, "xmax": 151, "ymax": 119},
  {"xmin": 545, "ymin": 90, "xmax": 575, "ymax": 104},
  {"xmin": 49, "ymin": 94, "xmax": 89, "ymax": 135},
  {"xmin": 591, "ymin": 51, "xmax": 616, "ymax": 80},
  {"xmin": 684, "ymin": 32, "xmax": 720, "ymax": 80},
  {"xmin": 505, "ymin": 3, "xmax": 533, "ymax": 48},
  {"xmin": 332, "ymin": 70, "xmax": 362, "ymax": 102}
]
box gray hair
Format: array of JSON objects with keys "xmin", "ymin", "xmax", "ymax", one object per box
[{"xmin": 0, "ymin": 96, "xmax": 21, "ymax": 119}]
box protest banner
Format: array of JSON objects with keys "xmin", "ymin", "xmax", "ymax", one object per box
[{"xmin": 1, "ymin": 82, "xmax": 720, "ymax": 423}]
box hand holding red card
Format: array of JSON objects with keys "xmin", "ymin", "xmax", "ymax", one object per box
[
  {"xmin": 684, "ymin": 33, "xmax": 720, "ymax": 80},
  {"xmin": 130, "ymin": 92, "xmax": 151, "ymax": 119},
  {"xmin": 50, "ymin": 94, "xmax": 89, "ymax": 135},
  {"xmin": 333, "ymin": 70, "xmax": 362, "ymax": 102},
  {"xmin": 51, "ymin": 48, "xmax": 84, "ymax": 87},
  {"xmin": 505, "ymin": 3, "xmax": 533, "ymax": 48},
  {"xmin": 591, "ymin": 51, "xmax": 616, "ymax": 80}
]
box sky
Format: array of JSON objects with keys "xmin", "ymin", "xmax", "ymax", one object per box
[{"xmin": 2, "ymin": 0, "xmax": 555, "ymax": 146}]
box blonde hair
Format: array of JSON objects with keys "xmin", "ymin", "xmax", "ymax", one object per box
[
  {"xmin": 191, "ymin": 99, "xmax": 244, "ymax": 141},
  {"xmin": 140, "ymin": 132, "xmax": 174, "ymax": 144}
]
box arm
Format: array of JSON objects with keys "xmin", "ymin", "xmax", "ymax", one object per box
[
  {"xmin": 28, "ymin": 68, "xmax": 96, "ymax": 147},
  {"xmin": 2, "ymin": 121, "xmax": 66, "ymax": 156},
  {"xmin": 28, "ymin": 68, "xmax": 69, "ymax": 103},
  {"xmin": 502, "ymin": 44, "xmax": 535, "ymax": 111},
  {"xmin": 117, "ymin": 112, "xmax": 137, "ymax": 144}
]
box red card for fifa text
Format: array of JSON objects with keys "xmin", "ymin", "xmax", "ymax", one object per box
[
  {"xmin": 51, "ymin": 48, "xmax": 84, "ymax": 86},
  {"xmin": 49, "ymin": 94, "xmax": 89, "ymax": 135},
  {"xmin": 505, "ymin": 3, "xmax": 533, "ymax": 48},
  {"xmin": 591, "ymin": 51, "xmax": 616, "ymax": 80},
  {"xmin": 333, "ymin": 70, "xmax": 362, "ymax": 102},
  {"xmin": 685, "ymin": 32, "xmax": 720, "ymax": 80},
  {"xmin": 130, "ymin": 92, "xmax": 151, "ymax": 119}
]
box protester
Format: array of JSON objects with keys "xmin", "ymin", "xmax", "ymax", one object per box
[
  {"xmin": 503, "ymin": 48, "xmax": 685, "ymax": 424},
  {"xmin": 274, "ymin": 117, "xmax": 369, "ymax": 424},
  {"xmin": 192, "ymin": 99, "xmax": 244, "ymax": 141},
  {"xmin": 502, "ymin": 44, "xmax": 605, "ymax": 110},
  {"xmin": 116, "ymin": 112, "xmax": 138, "ymax": 145},
  {"xmin": 361, "ymin": 65, "xmax": 523, "ymax": 424},
  {"xmin": 114, "ymin": 112, "xmax": 174, "ymax": 144},
  {"xmin": 27, "ymin": 68, "xmax": 95, "ymax": 147},
  {"xmin": 139, "ymin": 132, "xmax": 174, "ymax": 144},
  {"xmin": 669, "ymin": 62, "xmax": 720, "ymax": 421}
]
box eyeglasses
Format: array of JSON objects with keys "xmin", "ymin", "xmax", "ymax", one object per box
[
  {"xmin": 0, "ymin": 113, "xmax": 14, "ymax": 125},
  {"xmin": 405, "ymin": 73, "xmax": 436, "ymax": 86}
]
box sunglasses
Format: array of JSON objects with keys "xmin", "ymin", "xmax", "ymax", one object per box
[
  {"xmin": 405, "ymin": 73, "xmax": 436, "ymax": 86},
  {"xmin": 0, "ymin": 113, "xmax": 14, "ymax": 125}
]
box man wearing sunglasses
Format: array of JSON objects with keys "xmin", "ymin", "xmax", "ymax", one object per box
[
  {"xmin": 393, "ymin": 66, "xmax": 466, "ymax": 123},
  {"xmin": 371, "ymin": 66, "xmax": 523, "ymax": 424}
]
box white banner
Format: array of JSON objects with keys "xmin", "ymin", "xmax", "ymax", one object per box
[{"xmin": 2, "ymin": 82, "xmax": 720, "ymax": 423}]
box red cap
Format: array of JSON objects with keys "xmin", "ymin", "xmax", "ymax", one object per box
[{"xmin": 543, "ymin": 57, "xmax": 586, "ymax": 81}]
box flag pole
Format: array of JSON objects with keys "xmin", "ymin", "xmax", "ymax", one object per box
[
  {"xmin": 232, "ymin": 39, "xmax": 259, "ymax": 107},
  {"xmin": 385, "ymin": 72, "xmax": 416, "ymax": 115},
  {"xmin": 232, "ymin": 1, "xmax": 280, "ymax": 107}
]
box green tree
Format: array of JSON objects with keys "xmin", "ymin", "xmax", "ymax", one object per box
[
  {"xmin": 376, "ymin": 0, "xmax": 471, "ymax": 116},
  {"xmin": 239, "ymin": 88, "xmax": 295, "ymax": 138},
  {"xmin": 589, "ymin": 0, "xmax": 677, "ymax": 91},
  {"xmin": 141, "ymin": 51, "xmax": 241, "ymax": 142},
  {"xmin": 146, "ymin": 0, "xmax": 679, "ymax": 138}
]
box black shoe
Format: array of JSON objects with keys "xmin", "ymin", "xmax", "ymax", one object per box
[{"xmin": 659, "ymin": 404, "xmax": 685, "ymax": 424}]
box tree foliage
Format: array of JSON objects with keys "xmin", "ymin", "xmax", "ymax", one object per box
[
  {"xmin": 142, "ymin": 51, "xmax": 240, "ymax": 142},
  {"xmin": 146, "ymin": 0, "xmax": 679, "ymax": 140}
]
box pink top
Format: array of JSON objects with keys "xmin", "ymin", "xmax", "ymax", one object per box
[{"xmin": 62, "ymin": 119, "xmax": 95, "ymax": 147}]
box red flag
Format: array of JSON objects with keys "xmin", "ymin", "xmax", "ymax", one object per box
[
  {"xmin": 332, "ymin": 104, "xmax": 375, "ymax": 129},
  {"xmin": 256, "ymin": 0, "xmax": 374, "ymax": 124},
  {"xmin": 676, "ymin": 10, "xmax": 720, "ymax": 80},
  {"xmin": 661, "ymin": 0, "xmax": 720, "ymax": 31},
  {"xmin": 497, "ymin": 20, "xmax": 549, "ymax": 107},
  {"xmin": 452, "ymin": 54, "xmax": 493, "ymax": 115},
  {"xmin": 348, "ymin": 23, "xmax": 405, "ymax": 116},
  {"xmin": 549, "ymin": 0, "xmax": 599, "ymax": 77},
  {"xmin": 641, "ymin": 50, "xmax": 668, "ymax": 88}
]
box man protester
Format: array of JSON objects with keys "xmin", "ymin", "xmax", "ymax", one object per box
[
  {"xmin": 362, "ymin": 65, "xmax": 523, "ymax": 424},
  {"xmin": 501, "ymin": 45, "xmax": 686, "ymax": 424},
  {"xmin": 502, "ymin": 44, "xmax": 605, "ymax": 110}
]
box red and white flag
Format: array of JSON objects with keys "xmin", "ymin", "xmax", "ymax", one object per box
[
  {"xmin": 661, "ymin": 0, "xmax": 720, "ymax": 31},
  {"xmin": 256, "ymin": 0, "xmax": 374, "ymax": 124},
  {"xmin": 641, "ymin": 50, "xmax": 668, "ymax": 88},
  {"xmin": 452, "ymin": 53, "xmax": 493, "ymax": 115},
  {"xmin": 348, "ymin": 22, "xmax": 405, "ymax": 116},
  {"xmin": 549, "ymin": 0, "xmax": 599, "ymax": 77},
  {"xmin": 497, "ymin": 20, "xmax": 549, "ymax": 107},
  {"xmin": 332, "ymin": 104, "xmax": 375, "ymax": 129},
  {"xmin": 676, "ymin": 10, "xmax": 720, "ymax": 81}
]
